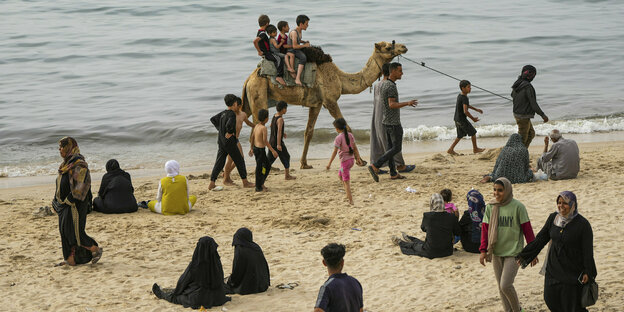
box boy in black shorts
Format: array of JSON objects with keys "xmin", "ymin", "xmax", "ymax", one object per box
[
  {"xmin": 268, "ymin": 101, "xmax": 296, "ymax": 180},
  {"xmin": 447, "ymin": 80, "xmax": 485, "ymax": 155}
]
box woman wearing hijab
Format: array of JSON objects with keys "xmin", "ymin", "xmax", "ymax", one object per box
[
  {"xmin": 479, "ymin": 177, "xmax": 536, "ymax": 312},
  {"xmin": 458, "ymin": 189, "xmax": 485, "ymax": 253},
  {"xmin": 224, "ymin": 228, "xmax": 270, "ymax": 295},
  {"xmin": 516, "ymin": 191, "xmax": 596, "ymax": 312},
  {"xmin": 152, "ymin": 236, "xmax": 231, "ymax": 309},
  {"xmin": 480, "ymin": 133, "xmax": 534, "ymax": 184},
  {"xmin": 147, "ymin": 160, "xmax": 197, "ymax": 215},
  {"xmin": 511, "ymin": 64, "xmax": 549, "ymax": 148},
  {"xmin": 392, "ymin": 193, "xmax": 461, "ymax": 259},
  {"xmin": 92, "ymin": 159, "xmax": 138, "ymax": 214},
  {"xmin": 52, "ymin": 137, "xmax": 102, "ymax": 266}
]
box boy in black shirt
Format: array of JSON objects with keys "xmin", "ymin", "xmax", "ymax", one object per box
[
  {"xmin": 209, "ymin": 94, "xmax": 254, "ymax": 190},
  {"xmin": 314, "ymin": 243, "xmax": 363, "ymax": 312},
  {"xmin": 447, "ymin": 80, "xmax": 485, "ymax": 155},
  {"xmin": 253, "ymin": 15, "xmax": 286, "ymax": 85}
]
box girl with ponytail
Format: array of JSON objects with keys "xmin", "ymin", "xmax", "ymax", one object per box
[{"xmin": 326, "ymin": 118, "xmax": 362, "ymax": 205}]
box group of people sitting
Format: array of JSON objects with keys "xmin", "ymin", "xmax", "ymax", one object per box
[
  {"xmin": 481, "ymin": 129, "xmax": 580, "ymax": 184},
  {"xmin": 152, "ymin": 228, "xmax": 270, "ymax": 309}
]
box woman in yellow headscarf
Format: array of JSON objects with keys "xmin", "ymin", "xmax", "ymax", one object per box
[{"xmin": 52, "ymin": 137, "xmax": 102, "ymax": 266}]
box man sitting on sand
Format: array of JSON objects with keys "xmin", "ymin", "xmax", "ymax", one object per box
[
  {"xmin": 536, "ymin": 129, "xmax": 579, "ymax": 180},
  {"xmin": 314, "ymin": 243, "xmax": 363, "ymax": 312}
]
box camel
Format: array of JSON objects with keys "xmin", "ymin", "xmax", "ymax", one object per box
[{"xmin": 241, "ymin": 41, "xmax": 408, "ymax": 169}]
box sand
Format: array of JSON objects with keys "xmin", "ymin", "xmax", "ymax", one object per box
[{"xmin": 1, "ymin": 140, "xmax": 623, "ymax": 311}]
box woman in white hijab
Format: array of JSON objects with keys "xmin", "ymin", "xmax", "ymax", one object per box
[{"xmin": 147, "ymin": 160, "xmax": 197, "ymax": 215}]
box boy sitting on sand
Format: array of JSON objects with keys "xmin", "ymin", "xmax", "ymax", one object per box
[
  {"xmin": 447, "ymin": 80, "xmax": 485, "ymax": 155},
  {"xmin": 248, "ymin": 109, "xmax": 278, "ymax": 192}
]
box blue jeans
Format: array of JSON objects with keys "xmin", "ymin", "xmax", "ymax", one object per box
[{"xmin": 373, "ymin": 125, "xmax": 403, "ymax": 176}]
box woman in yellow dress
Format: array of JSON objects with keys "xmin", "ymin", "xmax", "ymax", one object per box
[{"xmin": 148, "ymin": 160, "xmax": 197, "ymax": 215}]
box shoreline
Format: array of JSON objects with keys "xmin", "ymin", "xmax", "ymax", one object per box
[{"xmin": 3, "ymin": 130, "xmax": 623, "ymax": 190}]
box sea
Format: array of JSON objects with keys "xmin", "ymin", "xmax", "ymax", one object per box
[{"xmin": 1, "ymin": 0, "xmax": 623, "ymax": 183}]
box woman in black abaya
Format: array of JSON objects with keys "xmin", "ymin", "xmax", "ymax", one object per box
[
  {"xmin": 93, "ymin": 159, "xmax": 138, "ymax": 214},
  {"xmin": 152, "ymin": 236, "xmax": 231, "ymax": 309},
  {"xmin": 224, "ymin": 228, "xmax": 270, "ymax": 295},
  {"xmin": 53, "ymin": 137, "xmax": 102, "ymax": 266}
]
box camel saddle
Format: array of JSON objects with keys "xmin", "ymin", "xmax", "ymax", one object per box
[{"xmin": 258, "ymin": 58, "xmax": 317, "ymax": 88}]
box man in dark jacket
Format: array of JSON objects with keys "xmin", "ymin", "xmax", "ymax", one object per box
[{"xmin": 511, "ymin": 65, "xmax": 549, "ymax": 148}]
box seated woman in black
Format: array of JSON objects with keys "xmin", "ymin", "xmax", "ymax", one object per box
[
  {"xmin": 224, "ymin": 228, "xmax": 270, "ymax": 295},
  {"xmin": 152, "ymin": 236, "xmax": 231, "ymax": 309},
  {"xmin": 392, "ymin": 193, "xmax": 461, "ymax": 259},
  {"xmin": 458, "ymin": 189, "xmax": 485, "ymax": 253},
  {"xmin": 93, "ymin": 159, "xmax": 137, "ymax": 214}
]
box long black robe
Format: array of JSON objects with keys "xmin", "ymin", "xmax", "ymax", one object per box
[
  {"xmin": 517, "ymin": 212, "xmax": 597, "ymax": 311},
  {"xmin": 225, "ymin": 228, "xmax": 270, "ymax": 295},
  {"xmin": 155, "ymin": 237, "xmax": 230, "ymax": 309},
  {"xmin": 458, "ymin": 210, "xmax": 481, "ymax": 253},
  {"xmin": 93, "ymin": 159, "xmax": 137, "ymax": 214},
  {"xmin": 55, "ymin": 171, "xmax": 98, "ymax": 264},
  {"xmin": 399, "ymin": 212, "xmax": 461, "ymax": 259}
]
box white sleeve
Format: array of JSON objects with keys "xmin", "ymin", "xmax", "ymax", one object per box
[{"xmin": 156, "ymin": 181, "xmax": 163, "ymax": 202}]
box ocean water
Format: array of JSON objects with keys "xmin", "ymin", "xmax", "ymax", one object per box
[{"xmin": 1, "ymin": 0, "xmax": 623, "ymax": 177}]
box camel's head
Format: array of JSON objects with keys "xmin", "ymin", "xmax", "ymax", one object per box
[{"xmin": 374, "ymin": 41, "xmax": 408, "ymax": 61}]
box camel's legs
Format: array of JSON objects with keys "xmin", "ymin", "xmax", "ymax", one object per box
[
  {"xmin": 324, "ymin": 100, "xmax": 344, "ymax": 120},
  {"xmin": 300, "ymin": 105, "xmax": 322, "ymax": 169}
]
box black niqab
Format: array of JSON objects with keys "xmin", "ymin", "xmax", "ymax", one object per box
[
  {"xmin": 161, "ymin": 236, "xmax": 230, "ymax": 309},
  {"xmin": 225, "ymin": 228, "xmax": 270, "ymax": 295},
  {"xmin": 232, "ymin": 227, "xmax": 262, "ymax": 251}
]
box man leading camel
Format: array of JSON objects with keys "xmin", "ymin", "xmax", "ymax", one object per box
[
  {"xmin": 370, "ymin": 63, "xmax": 414, "ymax": 174},
  {"xmin": 368, "ymin": 62, "xmax": 417, "ymax": 182}
]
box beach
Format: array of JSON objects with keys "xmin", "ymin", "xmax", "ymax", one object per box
[{"xmin": 1, "ymin": 140, "xmax": 623, "ymax": 311}]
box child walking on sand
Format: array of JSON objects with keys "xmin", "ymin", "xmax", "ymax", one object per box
[
  {"xmin": 268, "ymin": 101, "xmax": 296, "ymax": 180},
  {"xmin": 326, "ymin": 118, "xmax": 362, "ymax": 205},
  {"xmin": 448, "ymin": 80, "xmax": 485, "ymax": 155},
  {"xmin": 249, "ymin": 109, "xmax": 278, "ymax": 192}
]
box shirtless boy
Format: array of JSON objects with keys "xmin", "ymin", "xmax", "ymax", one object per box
[
  {"xmin": 248, "ymin": 109, "xmax": 278, "ymax": 192},
  {"xmin": 223, "ymin": 106, "xmax": 255, "ymax": 185}
]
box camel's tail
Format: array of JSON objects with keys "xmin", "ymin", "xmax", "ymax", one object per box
[{"xmin": 241, "ymin": 70, "xmax": 255, "ymax": 117}]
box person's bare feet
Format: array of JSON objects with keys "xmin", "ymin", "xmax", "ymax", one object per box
[
  {"xmin": 262, "ymin": 185, "xmax": 268, "ymax": 191},
  {"xmin": 473, "ymin": 147, "xmax": 485, "ymax": 154},
  {"xmin": 295, "ymin": 79, "xmax": 303, "ymax": 86},
  {"xmin": 208, "ymin": 182, "xmax": 216, "ymax": 190},
  {"xmin": 223, "ymin": 179, "xmax": 236, "ymax": 186},
  {"xmin": 479, "ymin": 175, "xmax": 492, "ymax": 183},
  {"xmin": 276, "ymin": 76, "xmax": 286, "ymax": 85},
  {"xmin": 447, "ymin": 149, "xmax": 461, "ymax": 156},
  {"xmin": 285, "ymin": 175, "xmax": 296, "ymax": 180},
  {"xmin": 288, "ymin": 71, "xmax": 296, "ymax": 79},
  {"xmin": 242, "ymin": 181, "xmax": 255, "ymax": 188}
]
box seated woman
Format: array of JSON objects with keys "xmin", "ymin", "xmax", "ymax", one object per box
[
  {"xmin": 224, "ymin": 228, "xmax": 270, "ymax": 295},
  {"xmin": 93, "ymin": 159, "xmax": 138, "ymax": 214},
  {"xmin": 152, "ymin": 236, "xmax": 231, "ymax": 309},
  {"xmin": 392, "ymin": 193, "xmax": 461, "ymax": 259},
  {"xmin": 148, "ymin": 160, "xmax": 197, "ymax": 215},
  {"xmin": 458, "ymin": 189, "xmax": 485, "ymax": 253},
  {"xmin": 480, "ymin": 133, "xmax": 533, "ymax": 184}
]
